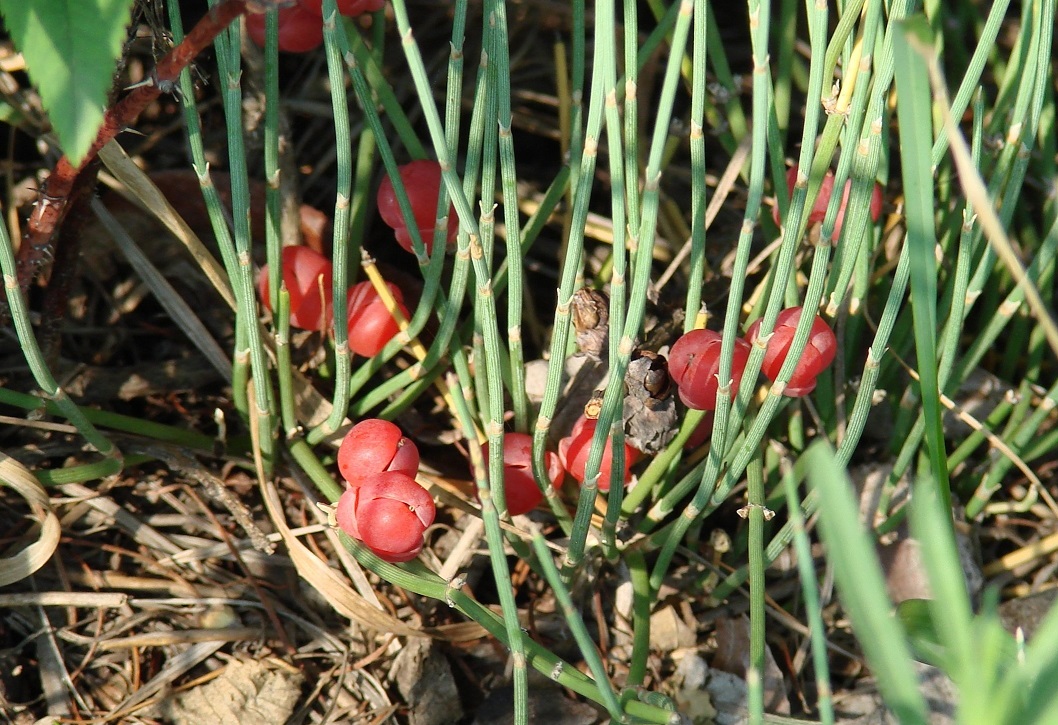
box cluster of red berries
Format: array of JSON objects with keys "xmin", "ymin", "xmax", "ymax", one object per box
[
  {"xmin": 246, "ymin": 0, "xmax": 384, "ymax": 54},
  {"xmin": 256, "ymin": 160, "xmax": 457, "ymax": 351},
  {"xmin": 668, "ymin": 306, "xmax": 838, "ymax": 411},
  {"xmin": 334, "ymin": 419, "xmax": 433, "ymax": 562},
  {"xmin": 478, "ymin": 422, "xmax": 643, "ymax": 509},
  {"xmin": 258, "ymin": 246, "xmax": 408, "ymax": 357}
]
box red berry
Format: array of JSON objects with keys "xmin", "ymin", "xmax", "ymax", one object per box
[
  {"xmin": 480, "ymin": 433, "xmax": 564, "ymax": 516},
  {"xmin": 745, "ymin": 306, "xmax": 837, "ymax": 397},
  {"xmin": 335, "ymin": 485, "xmax": 361, "ymax": 539},
  {"xmin": 684, "ymin": 411, "xmax": 716, "ymax": 449},
  {"xmin": 299, "ymin": 0, "xmax": 385, "ymax": 16},
  {"xmin": 351, "ymin": 472, "xmax": 435, "ymax": 562},
  {"xmin": 773, "ymin": 164, "xmax": 883, "ymax": 237},
  {"xmin": 345, "ymin": 280, "xmax": 409, "ymax": 357},
  {"xmin": 258, "ymin": 246, "xmax": 333, "ymax": 331},
  {"xmin": 246, "ymin": 5, "xmax": 324, "ymax": 53},
  {"xmin": 337, "ymin": 419, "xmax": 420, "ymax": 488},
  {"xmin": 376, "ymin": 160, "xmax": 458, "ymax": 254},
  {"xmin": 557, "ymin": 416, "xmax": 641, "ymax": 491},
  {"xmin": 668, "ymin": 329, "xmax": 752, "ymax": 411}
]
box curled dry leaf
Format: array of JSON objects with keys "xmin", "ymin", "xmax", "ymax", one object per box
[{"xmin": 0, "ymin": 452, "xmax": 61, "ymax": 587}]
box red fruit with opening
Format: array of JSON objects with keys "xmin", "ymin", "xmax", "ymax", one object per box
[
  {"xmin": 337, "ymin": 419, "xmax": 419, "ymax": 488},
  {"xmin": 334, "ymin": 485, "xmax": 361, "ymax": 540},
  {"xmin": 668, "ymin": 329, "xmax": 752, "ymax": 411},
  {"xmin": 480, "ymin": 432, "xmax": 564, "ymax": 516},
  {"xmin": 258, "ymin": 246, "xmax": 333, "ymax": 331},
  {"xmin": 345, "ymin": 280, "xmax": 408, "ymax": 357},
  {"xmin": 341, "ymin": 471, "xmax": 435, "ymax": 562},
  {"xmin": 745, "ymin": 306, "xmax": 837, "ymax": 397},
  {"xmin": 557, "ymin": 416, "xmax": 641, "ymax": 491},
  {"xmin": 245, "ymin": 5, "xmax": 324, "ymax": 53},
  {"xmin": 376, "ymin": 160, "xmax": 458, "ymax": 254},
  {"xmin": 773, "ymin": 165, "xmax": 883, "ymax": 237},
  {"xmin": 299, "ymin": 0, "xmax": 385, "ymax": 17}
]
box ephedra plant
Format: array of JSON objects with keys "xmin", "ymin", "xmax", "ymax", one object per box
[{"xmin": 2, "ymin": 0, "xmax": 1058, "ymax": 723}]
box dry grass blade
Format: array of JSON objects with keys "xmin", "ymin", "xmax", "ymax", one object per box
[
  {"xmin": 105, "ymin": 640, "xmax": 226, "ymax": 722},
  {"xmin": 883, "ymin": 345, "xmax": 1058, "ymax": 519},
  {"xmin": 0, "ymin": 591, "xmax": 127, "ymax": 607},
  {"xmin": 437, "ymin": 515, "xmax": 485, "ymax": 583},
  {"xmin": 920, "ymin": 37, "xmax": 1058, "ymax": 359},
  {"xmin": 258, "ymin": 475, "xmax": 425, "ymax": 638},
  {"xmin": 58, "ymin": 482, "xmax": 185, "ymax": 556},
  {"xmin": 91, "ymin": 198, "xmax": 233, "ymax": 380},
  {"xmin": 982, "ymin": 529, "xmax": 1058, "ymax": 578},
  {"xmin": 0, "ymin": 452, "xmax": 61, "ymax": 586},
  {"xmin": 97, "ymin": 627, "xmax": 264, "ymax": 651},
  {"xmin": 135, "ymin": 443, "xmax": 274, "ymax": 553},
  {"xmin": 97, "ymin": 140, "xmax": 236, "ymax": 310},
  {"xmin": 655, "ymin": 133, "xmax": 753, "ymax": 293}
]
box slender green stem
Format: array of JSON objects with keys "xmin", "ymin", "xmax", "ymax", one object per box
[
  {"xmin": 625, "ymin": 550, "xmax": 653, "ymax": 688},
  {"xmin": 531, "ymin": 0, "xmax": 607, "ymax": 552},
  {"xmin": 599, "ymin": 0, "xmax": 631, "ymax": 558},
  {"xmin": 262, "ymin": 7, "xmax": 282, "ymax": 318},
  {"xmin": 532, "ymin": 535, "xmax": 624, "ymax": 721},
  {"xmin": 649, "ymin": 0, "xmax": 776, "ymax": 592},
  {"xmin": 746, "ymin": 456, "xmax": 766, "ymax": 725},
  {"xmin": 714, "ymin": 247, "xmax": 912, "ymax": 601},
  {"xmin": 778, "ymin": 451, "xmax": 834, "ymax": 724},
  {"xmin": 451, "ymin": 367, "xmax": 528, "ymax": 724},
  {"xmin": 565, "ymin": 0, "xmax": 696, "ymax": 581},
  {"xmin": 321, "ymin": 1, "xmax": 356, "ymax": 434},
  {"xmin": 212, "ymin": 3, "xmax": 275, "ymax": 469},
  {"xmin": 488, "ymin": 1, "xmax": 529, "ymax": 434},
  {"xmin": 683, "ymin": 0, "xmax": 707, "ymax": 325},
  {"xmin": 0, "ymin": 213, "xmax": 121, "ymax": 481}
]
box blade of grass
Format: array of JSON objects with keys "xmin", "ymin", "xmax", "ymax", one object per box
[
  {"xmin": 90, "ymin": 199, "xmax": 232, "ymax": 379},
  {"xmin": 892, "ymin": 16, "xmax": 950, "ymax": 513},
  {"xmin": 804, "ymin": 442, "xmax": 928, "ymax": 724},
  {"xmin": 907, "ymin": 477, "xmax": 978, "ymax": 716}
]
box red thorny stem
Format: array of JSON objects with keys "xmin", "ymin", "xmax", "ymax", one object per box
[{"xmin": 4, "ymin": 0, "xmax": 286, "ymax": 319}]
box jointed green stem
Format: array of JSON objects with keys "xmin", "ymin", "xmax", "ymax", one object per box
[
  {"xmin": 532, "ymin": 536, "xmax": 624, "ymax": 721},
  {"xmin": 746, "ymin": 456, "xmax": 767, "ymax": 724},
  {"xmin": 563, "ymin": 0, "xmax": 695, "ymax": 582},
  {"xmin": 212, "ymin": 5, "xmax": 276, "ymax": 470},
  {"xmin": 321, "ymin": 1, "xmax": 357, "ymax": 435}
]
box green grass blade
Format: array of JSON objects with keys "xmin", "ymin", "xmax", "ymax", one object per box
[
  {"xmin": 804, "ymin": 442, "xmax": 928, "ymax": 724},
  {"xmin": 892, "ymin": 16, "xmax": 950, "ymax": 512}
]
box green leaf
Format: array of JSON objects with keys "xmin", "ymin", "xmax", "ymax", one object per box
[
  {"xmin": 896, "ymin": 599, "xmax": 948, "ymax": 668},
  {"xmin": 892, "ymin": 15, "xmax": 951, "ymax": 509},
  {"xmin": 804, "ymin": 442, "xmax": 929, "ymax": 724},
  {"xmin": 0, "ymin": 0, "xmax": 135, "ymax": 166}
]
